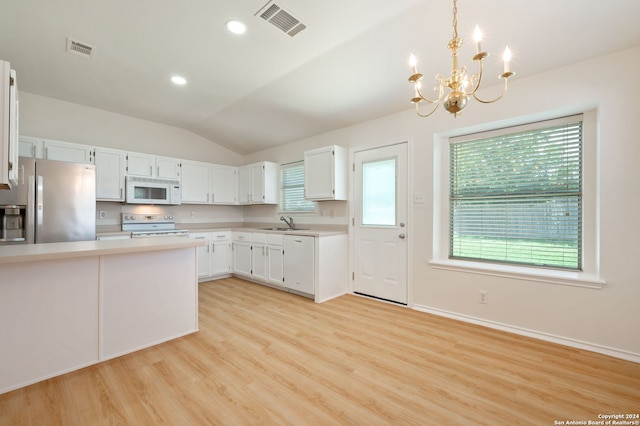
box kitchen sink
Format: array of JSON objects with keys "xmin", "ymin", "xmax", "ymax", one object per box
[{"xmin": 258, "ymin": 227, "xmax": 310, "ymax": 231}]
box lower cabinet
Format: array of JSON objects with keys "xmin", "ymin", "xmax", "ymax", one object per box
[
  {"xmin": 230, "ymin": 230, "xmax": 347, "ymax": 303},
  {"xmin": 189, "ymin": 231, "xmax": 231, "ymax": 280}
]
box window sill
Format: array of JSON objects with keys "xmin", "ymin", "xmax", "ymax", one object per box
[{"xmin": 428, "ymin": 259, "xmax": 605, "ymax": 289}]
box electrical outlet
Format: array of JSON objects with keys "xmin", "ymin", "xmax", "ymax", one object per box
[
  {"xmin": 191, "ymin": 211, "xmax": 196, "ymax": 218},
  {"xmin": 479, "ymin": 290, "xmax": 488, "ymax": 304}
]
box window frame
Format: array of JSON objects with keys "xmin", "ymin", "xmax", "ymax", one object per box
[
  {"xmin": 430, "ymin": 110, "xmax": 604, "ymax": 288},
  {"xmin": 279, "ymin": 161, "xmax": 317, "ymax": 214}
]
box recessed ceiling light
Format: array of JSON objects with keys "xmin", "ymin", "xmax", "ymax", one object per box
[
  {"xmin": 171, "ymin": 75, "xmax": 187, "ymax": 85},
  {"xmin": 226, "ymin": 20, "xmax": 246, "ymax": 35}
]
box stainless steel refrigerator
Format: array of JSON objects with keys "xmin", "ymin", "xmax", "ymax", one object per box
[{"xmin": 0, "ymin": 157, "xmax": 95, "ymax": 244}]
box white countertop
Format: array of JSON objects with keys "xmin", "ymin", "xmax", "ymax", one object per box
[{"xmin": 0, "ymin": 237, "xmax": 206, "ymax": 265}]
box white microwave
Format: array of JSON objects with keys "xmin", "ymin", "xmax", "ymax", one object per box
[{"xmin": 125, "ymin": 176, "xmax": 181, "ymax": 205}]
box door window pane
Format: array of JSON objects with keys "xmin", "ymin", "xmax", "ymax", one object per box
[{"xmin": 362, "ymin": 158, "xmax": 396, "ymax": 226}]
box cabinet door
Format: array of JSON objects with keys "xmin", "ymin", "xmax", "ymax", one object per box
[
  {"xmin": 95, "ymin": 148, "xmax": 126, "ymax": 201},
  {"xmin": 238, "ymin": 165, "xmax": 252, "ymax": 204},
  {"xmin": 304, "ymin": 145, "xmax": 347, "ymax": 200},
  {"xmin": 251, "ymin": 163, "xmax": 265, "ymax": 203},
  {"xmin": 127, "ymin": 152, "xmax": 154, "ymax": 177},
  {"xmin": 190, "ymin": 233, "xmax": 211, "ymax": 278},
  {"xmin": 211, "ymin": 241, "xmax": 231, "ymax": 275},
  {"xmin": 44, "ymin": 140, "xmax": 93, "ymax": 164},
  {"xmin": 156, "ymin": 156, "xmax": 181, "ymax": 179},
  {"xmin": 251, "ymin": 243, "xmax": 268, "ymax": 281},
  {"xmin": 181, "ymin": 160, "xmax": 210, "ymax": 204},
  {"xmin": 211, "ymin": 165, "xmax": 237, "ymax": 204},
  {"xmin": 283, "ymin": 236, "xmax": 315, "ymax": 294},
  {"xmin": 18, "ymin": 136, "xmax": 43, "ymax": 158},
  {"xmin": 267, "ymin": 244, "xmax": 284, "ymax": 286},
  {"xmin": 232, "ymin": 241, "xmax": 252, "ymax": 277}
]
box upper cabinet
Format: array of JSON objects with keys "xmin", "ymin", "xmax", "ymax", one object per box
[
  {"xmin": 95, "ymin": 147, "xmax": 126, "ymax": 202},
  {"xmin": 181, "ymin": 160, "xmax": 210, "ymax": 203},
  {"xmin": 43, "ymin": 139, "xmax": 94, "ymax": 164},
  {"xmin": 181, "ymin": 160, "xmax": 238, "ymax": 205},
  {"xmin": 211, "ymin": 164, "xmax": 237, "ymax": 204},
  {"xmin": 19, "ymin": 136, "xmax": 44, "ymax": 158},
  {"xmin": 238, "ymin": 161, "xmax": 278, "ymax": 204},
  {"xmin": 127, "ymin": 152, "xmax": 181, "ymax": 179},
  {"xmin": 304, "ymin": 145, "xmax": 347, "ymax": 200},
  {"xmin": 0, "ymin": 60, "xmax": 18, "ymax": 189}
]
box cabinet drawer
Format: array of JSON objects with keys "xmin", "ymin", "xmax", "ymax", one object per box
[
  {"xmin": 211, "ymin": 231, "xmax": 231, "ymax": 241},
  {"xmin": 233, "ymin": 232, "xmax": 251, "ymax": 242}
]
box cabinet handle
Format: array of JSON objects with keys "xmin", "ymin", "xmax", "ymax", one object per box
[
  {"xmin": 212, "ymin": 243, "xmax": 215, "ymax": 253},
  {"xmin": 212, "ymin": 193, "xmax": 215, "ymax": 203}
]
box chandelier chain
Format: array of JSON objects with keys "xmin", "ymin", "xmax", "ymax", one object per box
[{"xmin": 452, "ymin": 0, "xmax": 458, "ymax": 39}]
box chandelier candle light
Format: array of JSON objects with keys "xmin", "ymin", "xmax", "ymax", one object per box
[{"xmin": 408, "ymin": 0, "xmax": 515, "ymax": 117}]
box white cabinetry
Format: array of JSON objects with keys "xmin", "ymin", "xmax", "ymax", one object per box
[
  {"xmin": 211, "ymin": 164, "xmax": 237, "ymax": 204},
  {"xmin": 250, "ymin": 232, "xmax": 268, "ymax": 281},
  {"xmin": 95, "ymin": 147, "xmax": 126, "ymax": 201},
  {"xmin": 232, "ymin": 231, "xmax": 284, "ymax": 287},
  {"xmin": 18, "ymin": 136, "xmax": 44, "ymax": 158},
  {"xmin": 210, "ymin": 231, "xmax": 232, "ymax": 276},
  {"xmin": 181, "ymin": 160, "xmax": 238, "ymax": 205},
  {"xmin": 304, "ymin": 145, "xmax": 347, "ymax": 200},
  {"xmin": 127, "ymin": 152, "xmax": 181, "ymax": 179},
  {"xmin": 238, "ymin": 161, "xmax": 278, "ymax": 204},
  {"xmin": 0, "ymin": 60, "xmax": 18, "ymax": 189},
  {"xmin": 190, "ymin": 231, "xmax": 232, "ymax": 280},
  {"xmin": 43, "ymin": 139, "xmax": 94, "ymax": 164},
  {"xmin": 232, "ymin": 232, "xmax": 252, "ymax": 278},
  {"xmin": 181, "ymin": 160, "xmax": 210, "ymax": 203},
  {"xmin": 190, "ymin": 232, "xmax": 211, "ymax": 278},
  {"xmin": 283, "ymin": 235, "xmax": 315, "ymax": 295},
  {"xmin": 266, "ymin": 234, "xmax": 284, "ymax": 287}
]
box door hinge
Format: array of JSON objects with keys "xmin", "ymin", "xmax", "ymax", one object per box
[
  {"xmin": 9, "ymin": 76, "xmax": 14, "ymax": 86},
  {"xmin": 352, "ymin": 272, "xmax": 355, "ymax": 280},
  {"xmin": 352, "ymin": 217, "xmax": 355, "ymax": 226},
  {"xmin": 352, "ymin": 163, "xmax": 355, "ymax": 172}
]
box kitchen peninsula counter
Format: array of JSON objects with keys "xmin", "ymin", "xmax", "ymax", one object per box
[
  {"xmin": 0, "ymin": 237, "xmax": 203, "ymax": 395},
  {"xmin": 0, "ymin": 236, "xmax": 205, "ymax": 264}
]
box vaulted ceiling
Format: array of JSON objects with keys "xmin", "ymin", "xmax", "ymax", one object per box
[{"xmin": 2, "ymin": 0, "xmax": 639, "ymax": 154}]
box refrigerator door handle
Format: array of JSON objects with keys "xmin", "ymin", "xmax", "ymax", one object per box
[
  {"xmin": 26, "ymin": 174, "xmax": 36, "ymax": 244},
  {"xmin": 36, "ymin": 175, "xmax": 44, "ymax": 229}
]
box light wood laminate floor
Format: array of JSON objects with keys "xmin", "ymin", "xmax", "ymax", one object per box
[{"xmin": 1, "ymin": 277, "xmax": 638, "ymax": 425}]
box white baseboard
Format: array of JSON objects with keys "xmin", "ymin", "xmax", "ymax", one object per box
[{"xmin": 412, "ymin": 304, "xmax": 640, "ymax": 364}]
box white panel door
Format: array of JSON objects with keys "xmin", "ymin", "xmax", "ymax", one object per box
[{"xmin": 353, "ymin": 142, "xmax": 408, "ymax": 304}]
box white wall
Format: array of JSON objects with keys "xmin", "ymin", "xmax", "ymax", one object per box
[
  {"xmin": 244, "ymin": 46, "xmax": 640, "ymax": 360},
  {"xmin": 16, "ymin": 47, "xmax": 640, "ymax": 360},
  {"xmin": 19, "ymin": 92, "xmax": 243, "ymax": 166}
]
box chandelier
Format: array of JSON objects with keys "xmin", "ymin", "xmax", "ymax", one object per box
[{"xmin": 408, "ymin": 0, "xmax": 515, "ymax": 117}]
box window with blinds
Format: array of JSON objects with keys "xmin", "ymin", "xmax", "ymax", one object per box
[
  {"xmin": 280, "ymin": 161, "xmax": 316, "ymax": 213},
  {"xmin": 449, "ymin": 115, "xmax": 583, "ymax": 270}
]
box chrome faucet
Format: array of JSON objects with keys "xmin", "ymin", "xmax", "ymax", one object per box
[{"xmin": 280, "ymin": 216, "xmax": 294, "ymax": 230}]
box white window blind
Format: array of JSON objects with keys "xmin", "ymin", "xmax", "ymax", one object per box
[
  {"xmin": 449, "ymin": 115, "xmax": 583, "ymax": 270},
  {"xmin": 280, "ymin": 161, "xmax": 316, "ymax": 213}
]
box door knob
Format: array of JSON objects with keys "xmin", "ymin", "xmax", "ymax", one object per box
[{"xmin": 399, "ymin": 233, "xmax": 406, "ymax": 239}]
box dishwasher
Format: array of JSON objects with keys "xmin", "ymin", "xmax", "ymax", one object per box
[{"xmin": 283, "ymin": 235, "xmax": 315, "ymax": 295}]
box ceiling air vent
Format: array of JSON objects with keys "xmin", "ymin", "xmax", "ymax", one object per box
[
  {"xmin": 255, "ymin": 1, "xmax": 307, "ymax": 37},
  {"xmin": 66, "ymin": 37, "xmax": 96, "ymax": 59}
]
